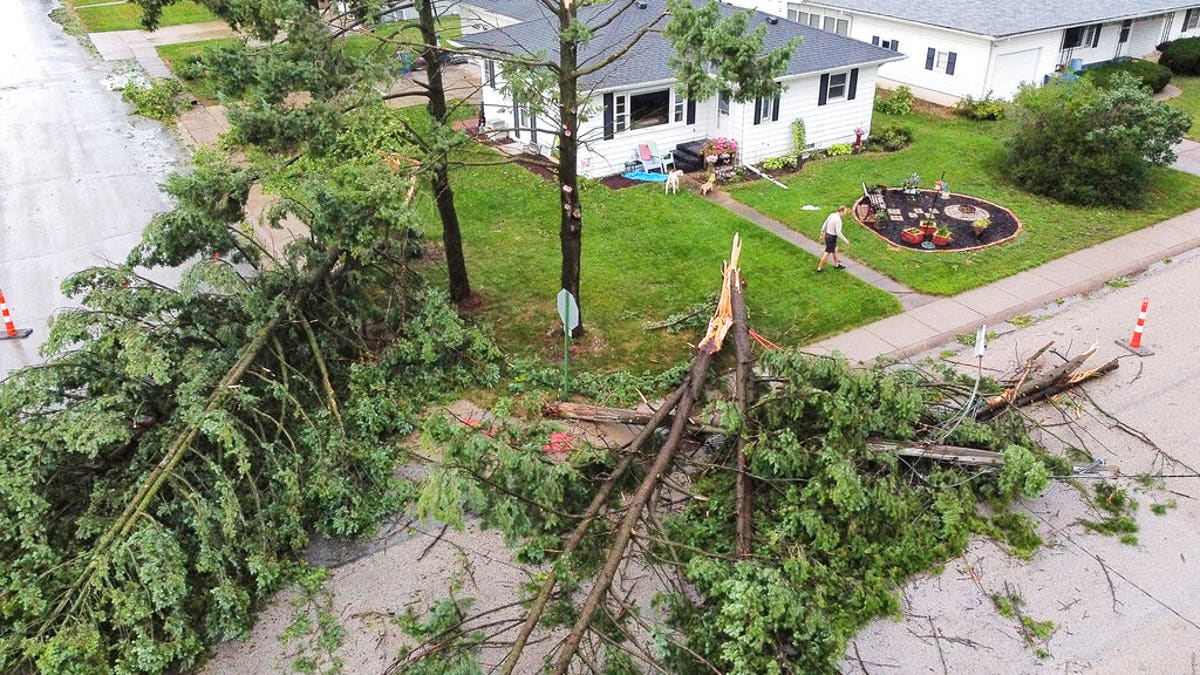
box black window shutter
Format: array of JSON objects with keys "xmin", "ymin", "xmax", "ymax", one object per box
[
  {"xmin": 513, "ymin": 101, "xmax": 520, "ymax": 139},
  {"xmin": 946, "ymin": 51, "xmax": 957, "ymax": 75},
  {"xmin": 686, "ymin": 98, "xmax": 695, "ymax": 124},
  {"xmin": 753, "ymin": 97, "xmax": 762, "ymax": 125},
  {"xmin": 893, "ymin": 39, "xmax": 900, "ymax": 52},
  {"xmin": 871, "ymin": 35, "xmax": 879, "ymax": 45},
  {"xmin": 818, "ymin": 73, "xmax": 829, "ymax": 106},
  {"xmin": 530, "ymin": 114, "xmax": 537, "ymax": 144},
  {"xmin": 771, "ymin": 94, "xmax": 780, "ymax": 121},
  {"xmin": 847, "ymin": 68, "xmax": 859, "ymax": 100},
  {"xmin": 925, "ymin": 47, "xmax": 935, "ymax": 70},
  {"xmin": 485, "ymin": 60, "xmax": 495, "ymax": 87},
  {"xmin": 1092, "ymin": 25, "xmax": 1102, "ymax": 48},
  {"xmin": 602, "ymin": 92, "xmax": 614, "ymax": 140}
]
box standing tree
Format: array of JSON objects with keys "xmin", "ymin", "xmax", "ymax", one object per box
[{"xmin": 480, "ymin": 0, "xmax": 797, "ymax": 337}]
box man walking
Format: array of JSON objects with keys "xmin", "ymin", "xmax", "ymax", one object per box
[{"xmin": 817, "ymin": 205, "xmax": 849, "ymax": 272}]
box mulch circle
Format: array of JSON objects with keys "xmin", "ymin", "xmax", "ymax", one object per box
[{"xmin": 854, "ymin": 189, "xmax": 1022, "ymax": 252}]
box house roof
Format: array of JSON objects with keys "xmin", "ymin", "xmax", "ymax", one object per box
[
  {"xmin": 807, "ymin": 0, "xmax": 1198, "ymax": 38},
  {"xmin": 457, "ymin": 0, "xmax": 903, "ymax": 91},
  {"xmin": 458, "ymin": 0, "xmax": 553, "ymax": 24}
]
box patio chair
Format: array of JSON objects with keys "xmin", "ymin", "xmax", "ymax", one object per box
[
  {"xmin": 863, "ymin": 181, "xmax": 887, "ymax": 211},
  {"xmin": 636, "ymin": 144, "xmax": 662, "ymax": 173},
  {"xmin": 647, "ymin": 140, "xmax": 676, "ymax": 172}
]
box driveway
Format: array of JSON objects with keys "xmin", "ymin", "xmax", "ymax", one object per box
[{"xmin": 0, "ymin": 0, "xmax": 181, "ymax": 375}]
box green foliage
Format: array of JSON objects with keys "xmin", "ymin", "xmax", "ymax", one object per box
[
  {"xmin": 665, "ymin": 0, "xmax": 800, "ymax": 103},
  {"xmin": 874, "ymin": 85, "xmax": 914, "ymax": 115},
  {"xmin": 395, "ymin": 594, "xmax": 484, "ymax": 675},
  {"xmin": 506, "ymin": 359, "xmax": 692, "ymax": 408},
  {"xmin": 955, "ymin": 93, "xmax": 1006, "ymax": 120},
  {"xmin": 871, "ymin": 124, "xmax": 913, "ymax": 151},
  {"xmin": 761, "ymin": 155, "xmax": 788, "ymax": 171},
  {"xmin": 1160, "ymin": 37, "xmax": 1200, "ymax": 76},
  {"xmin": 281, "ymin": 568, "xmax": 345, "ymax": 674},
  {"xmin": 791, "ymin": 118, "xmax": 806, "ymax": 151},
  {"xmin": 1086, "ymin": 58, "xmax": 1173, "ymax": 93},
  {"xmin": 121, "ymin": 77, "xmax": 187, "ymax": 122},
  {"xmin": 652, "ymin": 352, "xmax": 1055, "ymax": 673},
  {"xmin": 1005, "ymin": 75, "xmax": 1192, "ymax": 207},
  {"xmin": 826, "ymin": 142, "xmax": 853, "ymax": 156}
]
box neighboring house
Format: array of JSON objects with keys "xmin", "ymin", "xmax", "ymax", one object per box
[
  {"xmin": 717, "ymin": 0, "xmax": 1200, "ymax": 104},
  {"xmin": 458, "ymin": 0, "xmax": 903, "ymax": 178}
]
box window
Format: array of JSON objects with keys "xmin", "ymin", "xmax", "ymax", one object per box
[
  {"xmin": 924, "ymin": 48, "xmax": 957, "ymax": 74},
  {"xmin": 1119, "ymin": 19, "xmax": 1132, "ymax": 43},
  {"xmin": 934, "ymin": 51, "xmax": 949, "ymax": 70},
  {"xmin": 628, "ymin": 89, "xmax": 669, "ymax": 130},
  {"xmin": 1186, "ymin": 9, "xmax": 1200, "ymax": 31},
  {"xmin": 827, "ymin": 72, "xmax": 847, "ymax": 100},
  {"xmin": 872, "ymin": 36, "xmax": 901, "ymax": 51},
  {"xmin": 755, "ymin": 95, "xmax": 778, "ymax": 124},
  {"xmin": 835, "ymin": 18, "xmax": 849, "ymax": 36},
  {"xmin": 1062, "ymin": 23, "xmax": 1101, "ymax": 49},
  {"xmin": 718, "ymin": 91, "xmax": 730, "ymax": 116},
  {"xmin": 823, "ymin": 16, "xmax": 835, "ymax": 32},
  {"xmin": 786, "ymin": 3, "xmax": 804, "ymax": 23},
  {"xmin": 808, "ymin": 13, "xmax": 820, "ymax": 28},
  {"xmin": 673, "ymin": 90, "xmax": 685, "ymax": 122},
  {"xmin": 485, "ymin": 60, "xmax": 496, "ymax": 87},
  {"xmin": 614, "ymin": 95, "xmax": 627, "ymax": 133}
]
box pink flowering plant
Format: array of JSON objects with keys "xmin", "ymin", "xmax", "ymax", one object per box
[{"xmin": 703, "ymin": 137, "xmax": 738, "ymax": 156}]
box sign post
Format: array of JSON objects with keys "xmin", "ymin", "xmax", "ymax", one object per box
[{"xmin": 556, "ymin": 289, "xmax": 580, "ymax": 399}]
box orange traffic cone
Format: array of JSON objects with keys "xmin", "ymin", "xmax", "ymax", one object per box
[{"xmin": 0, "ymin": 288, "xmax": 33, "ymax": 340}]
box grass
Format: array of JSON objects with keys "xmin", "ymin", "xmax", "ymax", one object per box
[
  {"xmin": 339, "ymin": 16, "xmax": 462, "ymax": 62},
  {"xmin": 156, "ymin": 38, "xmax": 238, "ymax": 104},
  {"xmin": 399, "ymin": 116, "xmax": 901, "ymax": 369},
  {"xmin": 726, "ymin": 110, "xmax": 1200, "ymax": 296},
  {"xmin": 72, "ymin": 0, "xmax": 217, "ymax": 32},
  {"xmin": 1168, "ymin": 76, "xmax": 1200, "ymax": 140}
]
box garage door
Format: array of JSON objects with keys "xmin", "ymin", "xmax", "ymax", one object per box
[{"xmin": 991, "ymin": 48, "xmax": 1043, "ymax": 99}]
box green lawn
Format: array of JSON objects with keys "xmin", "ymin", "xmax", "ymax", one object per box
[
  {"xmin": 1168, "ymin": 76, "xmax": 1200, "ymax": 140},
  {"xmin": 73, "ymin": 0, "xmax": 217, "ymax": 32},
  {"xmin": 727, "ymin": 111, "xmax": 1200, "ymax": 296},
  {"xmin": 339, "ymin": 16, "xmax": 462, "ymax": 62},
  {"xmin": 156, "ymin": 38, "xmax": 238, "ymax": 104},
  {"xmin": 417, "ymin": 145, "xmax": 901, "ymax": 369}
]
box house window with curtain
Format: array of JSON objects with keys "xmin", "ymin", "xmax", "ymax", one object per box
[{"xmin": 1185, "ymin": 8, "xmax": 1200, "ymax": 31}]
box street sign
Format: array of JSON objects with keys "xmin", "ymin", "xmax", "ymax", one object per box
[
  {"xmin": 973, "ymin": 324, "xmax": 987, "ymax": 358},
  {"xmin": 556, "ymin": 289, "xmax": 579, "ymax": 333}
]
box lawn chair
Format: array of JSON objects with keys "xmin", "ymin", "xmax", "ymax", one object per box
[
  {"xmin": 648, "ymin": 140, "xmax": 676, "ymax": 172},
  {"xmin": 863, "ymin": 181, "xmax": 887, "ymax": 211},
  {"xmin": 636, "ymin": 144, "xmax": 662, "ymax": 173}
]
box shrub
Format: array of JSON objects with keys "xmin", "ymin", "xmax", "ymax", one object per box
[
  {"xmin": 871, "ymin": 124, "xmax": 913, "ymax": 151},
  {"xmin": 791, "ymin": 118, "xmax": 806, "ymax": 153},
  {"xmin": 1085, "ymin": 59, "xmax": 1172, "ymax": 93},
  {"xmin": 826, "ymin": 143, "xmax": 853, "ymax": 156},
  {"xmin": 1005, "ymin": 74, "xmax": 1191, "ymax": 207},
  {"xmin": 1159, "ymin": 37, "xmax": 1200, "ymax": 76},
  {"xmin": 874, "ymin": 85, "xmax": 914, "ymax": 115},
  {"xmin": 761, "ymin": 156, "xmax": 787, "ymax": 171},
  {"xmin": 121, "ymin": 77, "xmax": 187, "ymax": 121},
  {"xmin": 955, "ymin": 93, "xmax": 1006, "ymax": 120}
]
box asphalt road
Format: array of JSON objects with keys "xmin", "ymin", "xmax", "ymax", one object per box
[
  {"xmin": 849, "ymin": 251, "xmax": 1200, "ymax": 673},
  {"xmin": 0, "ymin": 0, "xmax": 180, "ymax": 376}
]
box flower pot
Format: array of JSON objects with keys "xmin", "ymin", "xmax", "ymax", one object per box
[
  {"xmin": 932, "ymin": 233, "xmax": 951, "ymax": 247},
  {"xmin": 972, "ymin": 223, "xmax": 988, "ymax": 237},
  {"xmin": 901, "ymin": 228, "xmax": 924, "ymax": 245},
  {"xmin": 919, "ymin": 222, "xmax": 937, "ymax": 236}
]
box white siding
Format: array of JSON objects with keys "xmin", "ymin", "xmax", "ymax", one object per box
[
  {"xmin": 984, "ymin": 32, "xmax": 1061, "ymax": 99},
  {"xmin": 1126, "ymin": 16, "xmax": 1169, "ymax": 58},
  {"xmin": 1170, "ymin": 8, "xmax": 1200, "ymax": 41},
  {"xmin": 576, "ymin": 86, "xmax": 715, "ymax": 178}
]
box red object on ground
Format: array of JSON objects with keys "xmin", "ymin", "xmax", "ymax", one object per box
[
  {"xmin": 901, "ymin": 228, "xmax": 924, "ymax": 245},
  {"xmin": 542, "ymin": 431, "xmax": 576, "ymax": 454},
  {"xmin": 1, "ymin": 288, "xmax": 22, "ymax": 337},
  {"xmin": 1130, "ymin": 297, "xmax": 1149, "ymax": 348},
  {"xmin": 462, "ymin": 418, "xmax": 495, "ymax": 438}
]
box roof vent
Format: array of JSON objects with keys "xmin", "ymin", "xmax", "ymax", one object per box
[
  {"xmin": 636, "ymin": 0, "xmax": 647, "ymax": 7},
  {"xmin": 766, "ymin": 16, "xmax": 778, "ymax": 24}
]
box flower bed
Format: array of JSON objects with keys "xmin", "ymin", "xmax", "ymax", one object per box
[{"xmin": 853, "ymin": 189, "xmax": 1021, "ymax": 252}]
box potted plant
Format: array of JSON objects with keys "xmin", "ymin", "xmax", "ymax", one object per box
[
  {"xmin": 919, "ymin": 217, "xmax": 938, "ymax": 236},
  {"xmin": 902, "ymin": 172, "xmax": 921, "ymax": 198},
  {"xmin": 874, "ymin": 208, "xmax": 889, "ymax": 225},
  {"xmin": 932, "ymin": 226, "xmax": 952, "ymax": 247},
  {"xmin": 972, "ymin": 217, "xmax": 989, "ymax": 237},
  {"xmin": 703, "ymin": 137, "xmax": 738, "ymax": 164},
  {"xmin": 901, "ymin": 227, "xmax": 924, "ymax": 245}
]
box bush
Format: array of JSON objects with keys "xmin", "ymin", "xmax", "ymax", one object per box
[
  {"xmin": 1159, "ymin": 37, "xmax": 1200, "ymax": 76},
  {"xmin": 791, "ymin": 118, "xmax": 806, "ymax": 153},
  {"xmin": 874, "ymin": 85, "xmax": 914, "ymax": 115},
  {"xmin": 1005, "ymin": 74, "xmax": 1191, "ymax": 207},
  {"xmin": 826, "ymin": 143, "xmax": 853, "ymax": 156},
  {"xmin": 1085, "ymin": 58, "xmax": 1172, "ymax": 93},
  {"xmin": 761, "ymin": 156, "xmax": 787, "ymax": 171},
  {"xmin": 955, "ymin": 93, "xmax": 1006, "ymax": 120},
  {"xmin": 871, "ymin": 124, "xmax": 913, "ymax": 151},
  {"xmin": 121, "ymin": 77, "xmax": 186, "ymax": 121}
]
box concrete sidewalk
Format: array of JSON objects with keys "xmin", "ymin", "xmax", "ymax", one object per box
[
  {"xmin": 805, "ymin": 207, "xmax": 1200, "ymax": 363},
  {"xmin": 89, "ymin": 21, "xmax": 234, "ymax": 76}
]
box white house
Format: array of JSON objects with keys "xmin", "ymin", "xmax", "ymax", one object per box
[
  {"xmin": 458, "ymin": 0, "xmax": 903, "ymax": 178},
  {"xmin": 716, "ymin": 0, "xmax": 1200, "ymax": 104},
  {"xmin": 457, "ymin": 0, "xmax": 549, "ymax": 34}
]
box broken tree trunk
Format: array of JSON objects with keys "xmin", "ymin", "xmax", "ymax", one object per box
[
  {"xmin": 498, "ymin": 383, "xmax": 690, "ymax": 675},
  {"xmin": 549, "ymin": 350, "xmax": 714, "ymax": 675},
  {"xmin": 979, "ymin": 344, "xmax": 1117, "ymax": 420},
  {"xmin": 542, "ymin": 401, "xmax": 720, "ymax": 435},
  {"xmin": 730, "ymin": 268, "xmax": 754, "ymax": 559},
  {"xmin": 867, "ymin": 438, "xmax": 1004, "ymax": 466}
]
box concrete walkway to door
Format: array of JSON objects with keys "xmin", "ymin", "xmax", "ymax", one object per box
[{"xmin": 89, "ymin": 21, "xmax": 235, "ymax": 77}]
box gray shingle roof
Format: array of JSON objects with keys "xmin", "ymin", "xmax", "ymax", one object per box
[
  {"xmin": 808, "ymin": 0, "xmax": 1198, "ymax": 38},
  {"xmin": 458, "ymin": 0, "xmax": 903, "ymax": 90}
]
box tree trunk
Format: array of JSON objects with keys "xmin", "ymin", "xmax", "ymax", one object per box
[
  {"xmin": 730, "ymin": 275, "xmax": 754, "ymax": 559},
  {"xmin": 558, "ymin": 1, "xmax": 584, "ymax": 337},
  {"xmin": 416, "ymin": 0, "xmax": 471, "ymax": 303}
]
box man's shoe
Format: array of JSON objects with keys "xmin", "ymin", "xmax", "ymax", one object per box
[
  {"xmin": 834, "ymin": 264, "xmax": 847, "ymax": 269},
  {"xmin": 815, "ymin": 267, "xmax": 824, "ymax": 273}
]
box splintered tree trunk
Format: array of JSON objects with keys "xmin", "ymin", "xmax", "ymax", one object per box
[
  {"xmin": 730, "ymin": 278, "xmax": 754, "ymax": 558},
  {"xmin": 558, "ymin": 1, "xmax": 584, "ymax": 337},
  {"xmin": 416, "ymin": 0, "xmax": 471, "ymax": 303}
]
